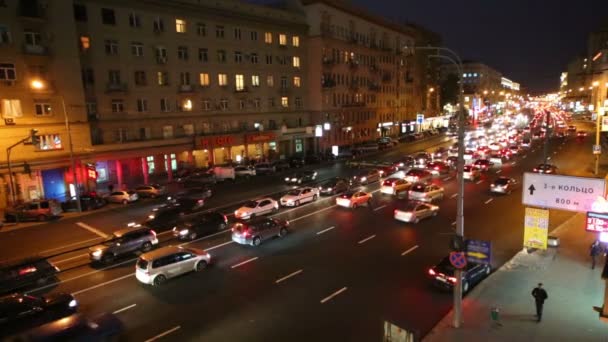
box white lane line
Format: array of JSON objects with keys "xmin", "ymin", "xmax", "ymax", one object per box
[
  {"xmin": 451, "ymin": 221, "xmax": 457, "ymax": 226},
  {"xmin": 72, "ymin": 273, "xmax": 133, "ymax": 296},
  {"xmin": 320, "ymin": 287, "xmax": 348, "ymax": 304},
  {"xmin": 475, "ymin": 180, "xmax": 483, "ymax": 185},
  {"xmin": 287, "ymin": 204, "xmax": 337, "ymax": 223},
  {"xmin": 205, "ymin": 240, "xmax": 234, "ymax": 251},
  {"xmin": 316, "ymin": 226, "xmax": 335, "ymax": 235},
  {"xmin": 553, "ymin": 151, "xmax": 557, "ymax": 154},
  {"xmin": 484, "ymin": 198, "xmax": 493, "ymax": 204},
  {"xmin": 52, "ymin": 253, "xmax": 89, "ymax": 264},
  {"xmin": 76, "ymin": 222, "xmax": 109, "ymax": 239},
  {"xmin": 522, "ymin": 155, "xmax": 527, "ymax": 159},
  {"xmin": 401, "ymin": 245, "xmax": 419, "ymax": 256},
  {"xmin": 495, "ymin": 170, "xmax": 502, "ymax": 174},
  {"xmin": 443, "ymin": 176, "xmax": 452, "ymax": 181},
  {"xmin": 275, "ymin": 269, "xmax": 303, "ymax": 284},
  {"xmin": 373, "ymin": 204, "xmax": 387, "ymax": 211},
  {"xmin": 231, "ymin": 257, "xmax": 258, "ymax": 269},
  {"xmin": 113, "ymin": 303, "xmax": 137, "ymax": 314},
  {"xmin": 450, "ymin": 193, "xmax": 458, "ymax": 199},
  {"xmin": 144, "ymin": 326, "xmax": 181, "ymax": 342},
  {"xmin": 39, "ymin": 236, "xmax": 104, "ymax": 255},
  {"xmin": 358, "ymin": 234, "xmax": 376, "ymax": 244}
]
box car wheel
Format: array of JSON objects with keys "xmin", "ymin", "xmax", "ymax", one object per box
[
  {"xmin": 189, "ymin": 232, "xmax": 197, "ymax": 240},
  {"xmin": 252, "ymin": 237, "xmax": 261, "ymax": 246},
  {"xmin": 195, "ymin": 260, "xmax": 208, "ymax": 271},
  {"xmin": 141, "ymin": 242, "xmax": 152, "ymax": 252},
  {"xmin": 463, "ymin": 281, "xmax": 470, "ymax": 293},
  {"xmin": 37, "ymin": 214, "xmax": 47, "ymax": 222},
  {"xmin": 122, "ymin": 199, "xmax": 128, "ymax": 205},
  {"xmin": 279, "ymin": 227, "xmax": 287, "ymax": 237},
  {"xmin": 313, "ymin": 194, "xmax": 318, "ymax": 201},
  {"xmin": 295, "ymin": 200, "xmax": 300, "ymax": 207},
  {"xmin": 153, "ymin": 275, "xmax": 166, "ymax": 286},
  {"xmin": 102, "ymin": 253, "xmax": 115, "ymax": 264}
]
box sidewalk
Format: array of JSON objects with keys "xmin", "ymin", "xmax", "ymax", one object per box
[{"xmin": 424, "ymin": 213, "xmax": 608, "ymax": 342}]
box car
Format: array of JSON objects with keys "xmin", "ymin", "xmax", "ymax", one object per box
[
  {"xmin": 428, "ymin": 256, "xmax": 491, "ymax": 293},
  {"xmin": 393, "ymin": 201, "xmax": 439, "ymax": 223},
  {"xmin": 408, "ymin": 183, "xmax": 445, "ymax": 202},
  {"xmin": 273, "ymin": 160, "xmax": 291, "ymax": 172},
  {"xmin": 377, "ymin": 164, "xmax": 398, "ymax": 177},
  {"xmin": 488, "ymin": 154, "xmax": 505, "ymax": 165},
  {"xmin": 231, "ymin": 217, "xmax": 289, "ymax": 247},
  {"xmin": 280, "ymin": 187, "xmax": 319, "ymax": 207},
  {"xmin": 284, "ymin": 171, "xmax": 318, "ymax": 184},
  {"xmin": 8, "ymin": 313, "xmax": 124, "ymax": 341},
  {"xmin": 393, "ymin": 156, "xmax": 416, "ymax": 170},
  {"xmin": 463, "ymin": 165, "xmax": 480, "ymax": 181},
  {"xmin": 4, "ymin": 200, "xmax": 63, "ymax": 222},
  {"xmin": 567, "ymin": 125, "xmax": 577, "ymax": 132},
  {"xmin": 508, "ymin": 145, "xmax": 520, "ymax": 155},
  {"xmin": 234, "ymin": 165, "xmax": 257, "ymax": 177},
  {"xmin": 351, "ymin": 169, "xmax": 381, "ymax": 185},
  {"xmin": 521, "ymin": 138, "xmax": 531, "ymax": 147},
  {"xmin": 445, "ymin": 156, "xmax": 458, "ymax": 167},
  {"xmin": 134, "ymin": 184, "xmax": 166, "ymax": 198},
  {"xmin": 426, "ymin": 161, "xmax": 450, "ymax": 175},
  {"xmin": 473, "ymin": 159, "xmax": 494, "ymax": 172},
  {"xmin": 136, "ymin": 246, "xmax": 211, "ymax": 286},
  {"xmin": 532, "ymin": 132, "xmax": 543, "ymax": 140},
  {"xmin": 164, "ymin": 196, "xmax": 206, "ymax": 214},
  {"xmin": 173, "ymin": 211, "xmax": 228, "ymax": 241},
  {"xmin": 0, "ymin": 258, "xmax": 60, "ymax": 294},
  {"xmin": 0, "ymin": 292, "xmax": 78, "ymax": 337},
  {"xmin": 106, "ymin": 190, "xmax": 139, "ymax": 204},
  {"xmin": 577, "ymin": 131, "xmax": 587, "ymax": 138},
  {"xmin": 404, "ymin": 169, "xmax": 432, "ymax": 183},
  {"xmin": 288, "ymin": 156, "xmax": 305, "ymax": 168},
  {"xmin": 413, "ymin": 152, "xmax": 432, "ymax": 166},
  {"xmin": 490, "ymin": 177, "xmax": 518, "ymax": 194},
  {"xmin": 318, "ymin": 178, "xmax": 349, "ymax": 195},
  {"xmin": 335, "ymin": 190, "xmax": 372, "ymax": 208},
  {"xmin": 169, "ymin": 186, "xmax": 213, "ymax": 201},
  {"xmin": 89, "ymin": 225, "xmax": 158, "ymax": 264},
  {"xmin": 499, "ymin": 148, "xmax": 513, "ymax": 159},
  {"xmin": 182, "ymin": 172, "xmax": 217, "ymax": 186},
  {"xmin": 143, "ymin": 204, "xmax": 190, "ymax": 229},
  {"xmin": 433, "ymin": 147, "xmax": 448, "ymax": 159},
  {"xmin": 533, "ymin": 163, "xmax": 557, "ymax": 174},
  {"xmin": 254, "ymin": 163, "xmax": 276, "ymax": 175},
  {"xmin": 234, "ymin": 197, "xmax": 279, "ymax": 220},
  {"xmin": 62, "ymin": 192, "xmax": 107, "ymax": 212},
  {"xmin": 380, "ymin": 178, "xmax": 412, "ymax": 195}
]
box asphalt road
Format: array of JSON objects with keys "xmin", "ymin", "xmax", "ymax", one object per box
[{"xmin": 6, "ymin": 121, "xmax": 596, "ymax": 341}]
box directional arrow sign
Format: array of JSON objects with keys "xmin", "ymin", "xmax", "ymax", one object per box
[{"xmin": 522, "ymin": 173, "xmax": 606, "ymax": 212}]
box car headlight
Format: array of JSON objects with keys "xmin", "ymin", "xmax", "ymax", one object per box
[
  {"xmin": 361, "ymin": 177, "xmax": 367, "ymax": 181},
  {"xmin": 179, "ymin": 229, "xmax": 189, "ymax": 235},
  {"xmin": 68, "ymin": 299, "xmax": 78, "ymax": 308},
  {"xmin": 92, "ymin": 250, "xmax": 103, "ymax": 257},
  {"xmin": 291, "ymin": 178, "xmax": 297, "ymax": 182},
  {"xmin": 285, "ymin": 178, "xmax": 290, "ymax": 181},
  {"xmin": 148, "ymin": 215, "xmax": 155, "ymax": 219},
  {"xmin": 327, "ymin": 187, "xmax": 332, "ymax": 191}
]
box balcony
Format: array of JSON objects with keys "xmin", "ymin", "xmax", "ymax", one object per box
[
  {"xmin": 234, "ymin": 86, "xmax": 249, "ymax": 93},
  {"xmin": 105, "ymin": 82, "xmax": 128, "ymax": 93},
  {"xmin": 322, "ymin": 56, "xmax": 335, "ymax": 66},
  {"xmin": 322, "ymin": 79, "xmax": 336, "ymax": 89},
  {"xmin": 22, "ymin": 44, "xmax": 49, "ymax": 55},
  {"xmin": 179, "ymin": 84, "xmax": 194, "ymax": 93}
]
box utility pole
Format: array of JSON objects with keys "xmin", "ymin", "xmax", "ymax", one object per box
[
  {"xmin": 61, "ymin": 98, "xmax": 82, "ymax": 212},
  {"xmin": 542, "ymin": 109, "xmax": 551, "ymax": 167}
]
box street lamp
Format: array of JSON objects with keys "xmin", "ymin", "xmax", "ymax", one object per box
[
  {"xmin": 403, "ymin": 45, "xmax": 467, "ymax": 328},
  {"xmin": 30, "ymin": 79, "xmax": 82, "ymax": 212}
]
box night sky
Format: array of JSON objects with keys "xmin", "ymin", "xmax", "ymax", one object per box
[{"xmin": 249, "ymin": 0, "xmax": 608, "ymax": 94}]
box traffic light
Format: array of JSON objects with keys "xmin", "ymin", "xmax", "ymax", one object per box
[{"xmin": 30, "ymin": 129, "xmax": 39, "ymax": 146}]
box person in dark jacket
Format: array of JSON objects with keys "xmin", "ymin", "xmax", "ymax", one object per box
[
  {"xmin": 531, "ymin": 283, "xmax": 548, "ymax": 322},
  {"xmin": 590, "ymin": 240, "xmax": 603, "ymax": 269}
]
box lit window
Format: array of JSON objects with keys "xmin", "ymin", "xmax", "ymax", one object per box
[
  {"xmin": 252, "ymin": 75, "xmax": 260, "ymax": 87},
  {"xmin": 182, "ymin": 99, "xmax": 192, "ymax": 111},
  {"xmin": 235, "ymin": 74, "xmax": 244, "ymax": 91},
  {"xmin": 293, "ymin": 76, "xmax": 301, "ymax": 87},
  {"xmin": 279, "ymin": 34, "xmax": 287, "ymax": 46},
  {"xmin": 281, "ymin": 96, "xmax": 288, "ymax": 108},
  {"xmin": 175, "ymin": 19, "xmax": 186, "ymax": 33},
  {"xmin": 37, "ymin": 134, "xmax": 62, "ymax": 151},
  {"xmin": 80, "ymin": 36, "xmax": 90, "ymax": 50},
  {"xmin": 146, "ymin": 156, "xmax": 155, "ymax": 174},
  {"xmin": 462, "ymin": 73, "xmax": 467, "ymax": 78},
  {"xmin": 264, "ymin": 32, "xmax": 272, "ymax": 44},
  {"xmin": 292, "ymin": 36, "xmax": 300, "ymax": 47},
  {"xmin": 218, "ymin": 73, "xmax": 228, "ymax": 86},
  {"xmin": 292, "ymin": 56, "xmax": 300, "ymax": 68},
  {"xmin": 157, "ymin": 71, "xmax": 169, "ymax": 86},
  {"xmin": 267, "ymin": 75, "xmax": 274, "ymax": 87},
  {"xmin": 199, "ymin": 73, "xmax": 210, "ymax": 86}
]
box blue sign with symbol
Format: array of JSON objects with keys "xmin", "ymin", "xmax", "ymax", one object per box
[
  {"xmin": 416, "ymin": 114, "xmax": 424, "ymax": 125},
  {"xmin": 465, "ymin": 239, "xmax": 492, "ymax": 265},
  {"xmin": 449, "ymin": 251, "xmax": 467, "ymax": 269}
]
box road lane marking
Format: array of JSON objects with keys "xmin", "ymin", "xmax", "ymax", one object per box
[
  {"xmin": 113, "ymin": 304, "xmax": 137, "ymax": 314},
  {"xmin": 484, "ymin": 198, "xmax": 493, "ymax": 204},
  {"xmin": 450, "ymin": 194, "xmax": 458, "ymax": 199},
  {"xmin": 443, "ymin": 176, "xmax": 452, "ymax": 181},
  {"xmin": 231, "ymin": 257, "xmax": 258, "ymax": 269},
  {"xmin": 72, "ymin": 273, "xmax": 133, "ymax": 296},
  {"xmin": 475, "ymin": 180, "xmax": 483, "ymax": 185},
  {"xmin": 276, "ymin": 269, "xmax": 303, "ymax": 284},
  {"xmin": 144, "ymin": 326, "xmax": 181, "ymax": 342},
  {"xmin": 495, "ymin": 170, "xmax": 502, "ymax": 174},
  {"xmin": 39, "ymin": 236, "xmax": 104, "ymax": 255},
  {"xmin": 53, "ymin": 253, "xmax": 89, "ymax": 264},
  {"xmin": 76, "ymin": 222, "xmax": 109, "ymax": 239},
  {"xmin": 178, "ymin": 229, "xmax": 231, "ymax": 247},
  {"xmin": 320, "ymin": 287, "xmax": 348, "ymax": 304},
  {"xmin": 358, "ymin": 234, "xmax": 376, "ymax": 244},
  {"xmin": 316, "ymin": 226, "xmax": 335, "ymax": 235},
  {"xmin": 205, "ymin": 240, "xmax": 234, "ymax": 251},
  {"xmin": 373, "ymin": 204, "xmax": 387, "ymax": 211},
  {"xmin": 401, "ymin": 245, "xmax": 419, "ymax": 256}
]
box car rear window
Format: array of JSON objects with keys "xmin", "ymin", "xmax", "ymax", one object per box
[
  {"xmin": 411, "ymin": 184, "xmax": 425, "ymax": 192},
  {"xmin": 495, "ymin": 178, "xmax": 509, "ymax": 185},
  {"xmin": 136, "ymin": 258, "xmax": 148, "ymax": 270}
]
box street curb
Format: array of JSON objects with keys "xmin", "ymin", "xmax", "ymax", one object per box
[{"xmin": 422, "ymin": 212, "xmax": 584, "ymax": 341}]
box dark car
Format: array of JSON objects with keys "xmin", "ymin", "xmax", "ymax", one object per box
[
  {"xmin": 284, "ymin": 171, "xmax": 318, "ymax": 184},
  {"xmin": 433, "ymin": 147, "xmax": 448, "ymax": 159},
  {"xmin": 533, "ymin": 163, "xmax": 557, "ymax": 174},
  {"xmin": 318, "ymin": 178, "xmax": 349, "ymax": 195},
  {"xmin": 0, "ymin": 292, "xmax": 78, "ymax": 338},
  {"xmin": 89, "ymin": 226, "xmax": 158, "ymax": 264},
  {"xmin": 62, "ymin": 192, "xmax": 107, "ymax": 212},
  {"xmin": 304, "ymin": 154, "xmax": 321, "ymax": 164},
  {"xmin": 288, "ymin": 156, "xmax": 305, "ymax": 168},
  {"xmin": 0, "ymin": 258, "xmax": 60, "ymax": 294},
  {"xmin": 231, "ymin": 217, "xmax": 289, "ymax": 246},
  {"xmin": 393, "ymin": 156, "xmax": 415, "ymax": 170},
  {"xmin": 143, "ymin": 204, "xmax": 189, "ymax": 229},
  {"xmin": 173, "ymin": 211, "xmax": 228, "ymax": 241},
  {"xmin": 273, "ymin": 160, "xmax": 291, "ymax": 172},
  {"xmin": 428, "ymin": 256, "xmax": 491, "ymax": 293},
  {"xmin": 445, "ymin": 156, "xmax": 458, "ymax": 167},
  {"xmin": 351, "ymin": 169, "xmax": 381, "ymax": 185},
  {"xmin": 9, "ymin": 313, "xmax": 124, "ymax": 341},
  {"xmin": 413, "ymin": 152, "xmax": 432, "ymax": 166},
  {"xmin": 182, "ymin": 172, "xmax": 217, "ymax": 187},
  {"xmin": 169, "ymin": 186, "xmax": 213, "ymax": 201}
]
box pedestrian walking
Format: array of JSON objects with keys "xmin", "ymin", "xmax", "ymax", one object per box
[
  {"xmin": 531, "ymin": 283, "xmax": 548, "ymax": 322},
  {"xmin": 590, "ymin": 240, "xmax": 603, "ymax": 269}
]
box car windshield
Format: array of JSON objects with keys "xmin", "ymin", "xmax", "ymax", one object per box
[
  {"xmin": 232, "ymin": 223, "xmax": 249, "ymax": 232},
  {"xmin": 243, "ymin": 201, "xmax": 258, "ymax": 208},
  {"xmin": 495, "ymin": 178, "xmax": 509, "ymax": 185},
  {"xmin": 287, "ymin": 190, "xmax": 301, "ymax": 196}
]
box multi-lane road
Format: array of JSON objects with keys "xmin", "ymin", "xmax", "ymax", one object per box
[{"xmin": 1, "ymin": 122, "xmax": 594, "ymax": 341}]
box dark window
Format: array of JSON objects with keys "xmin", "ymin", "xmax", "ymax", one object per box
[
  {"xmin": 81, "ymin": 68, "xmax": 94, "ymax": 85},
  {"xmin": 152, "ymin": 254, "xmax": 176, "ymax": 268},
  {"xmin": 73, "ymin": 4, "xmax": 87, "ymax": 22},
  {"xmin": 101, "ymin": 8, "xmax": 116, "ymax": 25}
]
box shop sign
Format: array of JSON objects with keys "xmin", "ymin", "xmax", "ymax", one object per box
[
  {"xmin": 200, "ymin": 135, "xmax": 235, "ymax": 148},
  {"xmin": 87, "ymin": 166, "xmax": 97, "ymax": 180},
  {"xmin": 246, "ymin": 133, "xmax": 275, "ymax": 143}
]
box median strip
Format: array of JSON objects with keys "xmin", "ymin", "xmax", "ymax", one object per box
[
  {"xmin": 275, "ymin": 269, "xmax": 303, "ymax": 284},
  {"xmin": 231, "ymin": 256, "xmax": 258, "ymax": 269},
  {"xmin": 320, "ymin": 287, "xmax": 348, "ymax": 304}
]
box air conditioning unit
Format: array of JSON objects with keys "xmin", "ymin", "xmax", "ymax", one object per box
[{"xmin": 4, "ymin": 118, "xmax": 15, "ymax": 125}]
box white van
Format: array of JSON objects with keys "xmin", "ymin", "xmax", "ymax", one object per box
[{"xmin": 135, "ymin": 246, "xmax": 211, "ymax": 286}]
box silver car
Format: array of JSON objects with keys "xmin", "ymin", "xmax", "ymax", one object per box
[
  {"xmin": 280, "ymin": 187, "xmax": 319, "ymax": 207},
  {"xmin": 394, "ymin": 201, "xmax": 439, "ymax": 223},
  {"xmin": 231, "ymin": 217, "xmax": 289, "ymax": 246},
  {"xmin": 408, "ymin": 183, "xmax": 444, "ymax": 202},
  {"xmin": 89, "ymin": 226, "xmax": 158, "ymax": 264},
  {"xmin": 135, "ymin": 246, "xmax": 210, "ymax": 286}
]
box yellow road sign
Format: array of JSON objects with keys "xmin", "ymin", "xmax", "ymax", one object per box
[{"xmin": 523, "ymin": 207, "xmax": 549, "ymax": 250}]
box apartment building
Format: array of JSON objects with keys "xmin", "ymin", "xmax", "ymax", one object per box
[{"xmin": 0, "ymin": 0, "xmax": 310, "ymax": 205}]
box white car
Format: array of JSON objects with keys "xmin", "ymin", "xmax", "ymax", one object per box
[
  {"xmin": 234, "ymin": 198, "xmax": 279, "ymax": 219},
  {"xmin": 107, "ymin": 191, "xmax": 139, "ymax": 204},
  {"xmin": 394, "ymin": 202, "xmax": 439, "ymax": 223},
  {"xmin": 408, "ymin": 183, "xmax": 444, "ymax": 202},
  {"xmin": 463, "ymin": 165, "xmax": 480, "ymax": 181},
  {"xmin": 280, "ymin": 187, "xmax": 319, "ymax": 207},
  {"xmin": 235, "ymin": 165, "xmax": 256, "ymax": 177}
]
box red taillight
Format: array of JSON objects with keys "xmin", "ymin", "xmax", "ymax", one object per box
[
  {"xmin": 394, "ymin": 209, "xmax": 398, "ymax": 215},
  {"xmin": 533, "ymin": 168, "xmax": 538, "ymax": 172},
  {"xmin": 243, "ymin": 230, "xmax": 250, "ymax": 237},
  {"xmin": 150, "ymin": 230, "xmax": 157, "ymax": 238},
  {"xmin": 428, "ymin": 269, "xmax": 436, "ymax": 276},
  {"xmin": 19, "ymin": 266, "xmax": 37, "ymax": 276},
  {"xmin": 434, "ymin": 166, "xmax": 439, "ymax": 170},
  {"xmin": 223, "ymin": 215, "xmax": 228, "ymax": 223}
]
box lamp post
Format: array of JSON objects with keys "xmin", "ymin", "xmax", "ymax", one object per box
[
  {"xmin": 30, "ymin": 80, "xmax": 81, "ymax": 212},
  {"xmin": 404, "ymin": 45, "xmax": 466, "ymax": 328},
  {"xmin": 592, "ymin": 81, "xmax": 601, "ymax": 175}
]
